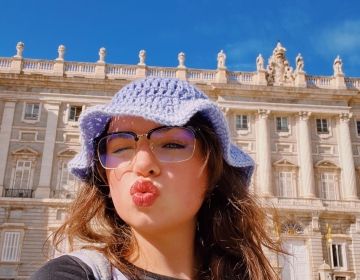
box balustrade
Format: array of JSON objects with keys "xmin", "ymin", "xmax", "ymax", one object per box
[
  {"xmin": 0, "ymin": 58, "xmax": 12, "ymax": 69},
  {"xmin": 5, "ymin": 188, "xmax": 33, "ymax": 198},
  {"xmin": 106, "ymin": 64, "xmax": 137, "ymax": 77},
  {"xmin": 0, "ymin": 53, "xmax": 358, "ymax": 88},
  {"xmin": 64, "ymin": 62, "xmax": 96, "ymax": 74},
  {"xmin": 22, "ymin": 59, "xmax": 54, "ymax": 72},
  {"xmin": 306, "ymin": 75, "xmax": 334, "ymax": 88},
  {"xmin": 147, "ymin": 67, "xmax": 177, "ymax": 78}
]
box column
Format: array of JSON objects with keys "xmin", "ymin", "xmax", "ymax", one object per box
[
  {"xmin": 256, "ymin": 109, "xmax": 272, "ymax": 196},
  {"xmin": 297, "ymin": 112, "xmax": 316, "ymax": 198},
  {"xmin": 338, "ymin": 113, "xmax": 358, "ymax": 200},
  {"xmin": 35, "ymin": 103, "xmax": 60, "ymax": 198},
  {"xmin": 0, "ymin": 101, "xmax": 16, "ymax": 195}
]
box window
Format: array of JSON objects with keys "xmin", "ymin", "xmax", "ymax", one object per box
[
  {"xmin": 12, "ymin": 160, "xmax": 32, "ymax": 189},
  {"xmin": 335, "ymin": 277, "xmax": 346, "ymax": 280},
  {"xmin": 357, "ymin": 121, "xmax": 360, "ymax": 136},
  {"xmin": 278, "ymin": 172, "xmax": 294, "ymax": 197},
  {"xmin": 68, "ymin": 105, "xmax": 82, "ymax": 122},
  {"xmin": 236, "ymin": 115, "xmax": 248, "ymax": 130},
  {"xmin": 59, "ymin": 162, "xmax": 75, "ymax": 189},
  {"xmin": 316, "ymin": 119, "xmax": 329, "ymax": 134},
  {"xmin": 1, "ymin": 231, "xmax": 21, "ymax": 262},
  {"xmin": 24, "ymin": 103, "xmax": 40, "ymax": 121},
  {"xmin": 276, "ymin": 117, "xmax": 289, "ymax": 132},
  {"xmin": 320, "ymin": 173, "xmax": 336, "ymax": 200},
  {"xmin": 330, "ymin": 243, "xmax": 346, "ymax": 269}
]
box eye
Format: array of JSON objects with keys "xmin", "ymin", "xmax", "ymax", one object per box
[
  {"xmin": 162, "ymin": 143, "xmax": 186, "ymax": 149},
  {"xmin": 111, "ymin": 146, "xmax": 134, "ymax": 154}
]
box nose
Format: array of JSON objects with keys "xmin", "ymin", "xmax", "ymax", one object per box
[{"xmin": 131, "ymin": 141, "xmax": 161, "ymax": 177}]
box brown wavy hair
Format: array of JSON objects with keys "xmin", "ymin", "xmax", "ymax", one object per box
[{"xmin": 53, "ymin": 113, "xmax": 282, "ymax": 279}]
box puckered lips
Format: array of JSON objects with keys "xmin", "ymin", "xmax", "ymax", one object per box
[{"xmin": 130, "ymin": 180, "xmax": 160, "ymax": 207}]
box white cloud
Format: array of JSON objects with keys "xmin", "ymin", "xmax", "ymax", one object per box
[
  {"xmin": 225, "ymin": 39, "xmax": 272, "ymax": 71},
  {"xmin": 313, "ymin": 20, "xmax": 360, "ymax": 56}
]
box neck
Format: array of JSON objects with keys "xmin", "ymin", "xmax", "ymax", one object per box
[{"xmin": 128, "ymin": 222, "xmax": 197, "ymax": 279}]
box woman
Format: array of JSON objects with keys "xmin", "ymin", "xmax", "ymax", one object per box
[{"xmin": 32, "ymin": 77, "xmax": 281, "ymax": 280}]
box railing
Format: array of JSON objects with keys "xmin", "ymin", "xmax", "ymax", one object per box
[
  {"xmin": 106, "ymin": 64, "xmax": 137, "ymax": 78},
  {"xmin": 0, "ymin": 56, "xmax": 358, "ymax": 89},
  {"xmin": 306, "ymin": 75, "xmax": 334, "ymax": 88},
  {"xmin": 52, "ymin": 190, "xmax": 76, "ymax": 199},
  {"xmin": 147, "ymin": 67, "xmax": 177, "ymax": 78},
  {"xmin": 228, "ymin": 71, "xmax": 256, "ymax": 84},
  {"xmin": 64, "ymin": 62, "xmax": 96, "ymax": 76},
  {"xmin": 5, "ymin": 189, "xmax": 33, "ymax": 198},
  {"xmin": 187, "ymin": 69, "xmax": 216, "ymax": 82},
  {"xmin": 345, "ymin": 77, "xmax": 360, "ymax": 89},
  {"xmin": 0, "ymin": 58, "xmax": 12, "ymax": 69},
  {"xmin": 22, "ymin": 59, "xmax": 54, "ymax": 73},
  {"xmin": 264, "ymin": 197, "xmax": 360, "ymax": 210}
]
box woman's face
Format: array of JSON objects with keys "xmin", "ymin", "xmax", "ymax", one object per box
[{"xmin": 105, "ymin": 116, "xmax": 208, "ymax": 234}]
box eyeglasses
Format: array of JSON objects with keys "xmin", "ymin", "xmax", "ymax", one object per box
[{"xmin": 97, "ymin": 126, "xmax": 198, "ymax": 169}]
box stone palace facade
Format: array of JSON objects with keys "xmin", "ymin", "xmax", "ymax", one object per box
[{"xmin": 0, "ymin": 42, "xmax": 360, "ymax": 279}]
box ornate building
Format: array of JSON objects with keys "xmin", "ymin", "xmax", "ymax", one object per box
[{"xmin": 0, "ymin": 42, "xmax": 360, "ymax": 279}]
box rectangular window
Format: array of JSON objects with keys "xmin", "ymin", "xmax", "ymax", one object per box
[
  {"xmin": 59, "ymin": 162, "xmax": 75, "ymax": 189},
  {"xmin": 335, "ymin": 277, "xmax": 346, "ymax": 280},
  {"xmin": 24, "ymin": 103, "xmax": 40, "ymax": 120},
  {"xmin": 12, "ymin": 160, "xmax": 32, "ymax": 189},
  {"xmin": 1, "ymin": 231, "xmax": 21, "ymax": 262},
  {"xmin": 316, "ymin": 119, "xmax": 329, "ymax": 134},
  {"xmin": 357, "ymin": 121, "xmax": 360, "ymax": 136},
  {"xmin": 276, "ymin": 117, "xmax": 289, "ymax": 132},
  {"xmin": 68, "ymin": 106, "xmax": 82, "ymax": 122},
  {"xmin": 320, "ymin": 173, "xmax": 336, "ymax": 200},
  {"xmin": 331, "ymin": 243, "xmax": 345, "ymax": 269},
  {"xmin": 236, "ymin": 115, "xmax": 248, "ymax": 130},
  {"xmin": 278, "ymin": 172, "xmax": 293, "ymax": 197}
]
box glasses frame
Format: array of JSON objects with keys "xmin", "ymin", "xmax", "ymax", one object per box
[{"xmin": 96, "ymin": 125, "xmax": 199, "ymax": 169}]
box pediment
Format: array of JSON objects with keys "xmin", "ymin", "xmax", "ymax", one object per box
[
  {"xmin": 11, "ymin": 147, "xmax": 39, "ymax": 157},
  {"xmin": 315, "ymin": 160, "xmax": 338, "ymax": 169},
  {"xmin": 273, "ymin": 159, "xmax": 297, "ymax": 167},
  {"xmin": 57, "ymin": 149, "xmax": 77, "ymax": 157}
]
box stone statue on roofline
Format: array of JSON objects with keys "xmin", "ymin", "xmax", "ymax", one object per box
[
  {"xmin": 295, "ymin": 53, "xmax": 304, "ymax": 73},
  {"xmin": 333, "ymin": 55, "xmax": 343, "ymax": 76},
  {"xmin": 256, "ymin": 54, "xmax": 265, "ymax": 71},
  {"xmin": 217, "ymin": 50, "xmax": 227, "ymax": 69},
  {"xmin": 98, "ymin": 47, "xmax": 106, "ymax": 63},
  {"xmin": 178, "ymin": 52, "xmax": 186, "ymax": 68},
  {"xmin": 56, "ymin": 45, "xmax": 66, "ymax": 61},
  {"xmin": 14, "ymin": 41, "xmax": 24, "ymax": 58},
  {"xmin": 138, "ymin": 50, "xmax": 146, "ymax": 66},
  {"xmin": 266, "ymin": 42, "xmax": 294, "ymax": 86}
]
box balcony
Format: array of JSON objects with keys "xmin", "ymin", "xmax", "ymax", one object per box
[{"xmin": 4, "ymin": 189, "xmax": 33, "ymax": 198}]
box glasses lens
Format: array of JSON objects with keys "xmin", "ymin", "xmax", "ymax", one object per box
[
  {"xmin": 150, "ymin": 127, "xmax": 196, "ymax": 162},
  {"xmin": 98, "ymin": 133, "xmax": 136, "ymax": 169}
]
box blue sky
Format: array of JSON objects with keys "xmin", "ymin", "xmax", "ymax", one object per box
[{"xmin": 1, "ymin": 0, "xmax": 359, "ymax": 77}]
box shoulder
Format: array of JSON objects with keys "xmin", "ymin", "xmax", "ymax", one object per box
[{"xmin": 30, "ymin": 255, "xmax": 96, "ymax": 280}]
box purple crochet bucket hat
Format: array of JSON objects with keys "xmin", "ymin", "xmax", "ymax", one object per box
[{"xmin": 69, "ymin": 77, "xmax": 254, "ymax": 185}]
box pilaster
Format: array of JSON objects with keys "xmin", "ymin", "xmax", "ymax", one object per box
[
  {"xmin": 297, "ymin": 111, "xmax": 316, "ymax": 198},
  {"xmin": 35, "ymin": 103, "xmax": 60, "ymax": 198},
  {"xmin": 0, "ymin": 101, "xmax": 16, "ymax": 196},
  {"xmin": 338, "ymin": 113, "xmax": 358, "ymax": 200},
  {"xmin": 256, "ymin": 109, "xmax": 272, "ymax": 196}
]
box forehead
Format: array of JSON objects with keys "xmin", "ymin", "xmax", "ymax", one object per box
[{"xmin": 108, "ymin": 115, "xmax": 162, "ymax": 133}]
